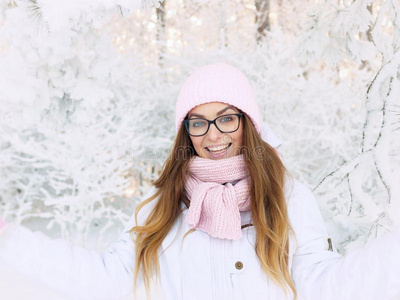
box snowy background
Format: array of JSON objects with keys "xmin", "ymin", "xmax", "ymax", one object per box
[{"xmin": 0, "ymin": 0, "xmax": 399, "ymax": 298}]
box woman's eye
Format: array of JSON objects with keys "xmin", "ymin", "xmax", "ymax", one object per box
[
  {"xmin": 220, "ymin": 116, "xmax": 233, "ymax": 123},
  {"xmin": 193, "ymin": 121, "xmax": 206, "ymax": 127}
]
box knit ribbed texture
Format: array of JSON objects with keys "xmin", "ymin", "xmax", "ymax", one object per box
[
  {"xmin": 175, "ymin": 62, "xmax": 261, "ymax": 133},
  {"xmin": 184, "ymin": 154, "xmax": 251, "ymax": 240}
]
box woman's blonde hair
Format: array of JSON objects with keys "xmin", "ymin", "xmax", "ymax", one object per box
[{"xmin": 130, "ymin": 114, "xmax": 296, "ymax": 299}]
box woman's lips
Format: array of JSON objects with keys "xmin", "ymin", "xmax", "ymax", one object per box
[{"xmin": 205, "ymin": 143, "xmax": 232, "ymax": 159}]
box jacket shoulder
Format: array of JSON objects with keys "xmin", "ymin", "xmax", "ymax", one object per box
[{"xmin": 285, "ymin": 177, "xmax": 315, "ymax": 207}]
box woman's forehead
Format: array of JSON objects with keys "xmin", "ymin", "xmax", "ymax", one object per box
[{"xmin": 188, "ymin": 102, "xmax": 238, "ymax": 118}]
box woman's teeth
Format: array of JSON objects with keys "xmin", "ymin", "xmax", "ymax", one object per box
[{"xmin": 207, "ymin": 144, "xmax": 230, "ymax": 152}]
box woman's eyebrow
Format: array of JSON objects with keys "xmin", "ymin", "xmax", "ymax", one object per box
[{"xmin": 188, "ymin": 105, "xmax": 236, "ymax": 119}]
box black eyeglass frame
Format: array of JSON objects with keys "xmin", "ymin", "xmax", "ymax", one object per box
[{"xmin": 183, "ymin": 113, "xmax": 244, "ymax": 137}]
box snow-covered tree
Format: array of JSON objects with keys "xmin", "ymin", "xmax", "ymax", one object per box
[
  {"xmin": 298, "ymin": 0, "xmax": 400, "ymax": 253},
  {"xmin": 0, "ymin": 0, "xmax": 397, "ymax": 256},
  {"xmin": 0, "ymin": 0, "xmax": 168, "ymax": 248}
]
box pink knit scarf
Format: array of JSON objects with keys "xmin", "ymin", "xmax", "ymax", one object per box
[{"xmin": 184, "ymin": 154, "xmax": 251, "ymax": 240}]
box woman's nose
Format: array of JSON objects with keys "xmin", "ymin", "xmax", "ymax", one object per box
[{"xmin": 206, "ymin": 123, "xmax": 222, "ymax": 141}]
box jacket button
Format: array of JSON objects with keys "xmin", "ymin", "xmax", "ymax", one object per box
[{"xmin": 235, "ymin": 261, "xmax": 243, "ymax": 270}]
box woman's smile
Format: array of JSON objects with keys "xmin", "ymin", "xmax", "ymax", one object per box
[
  {"xmin": 205, "ymin": 143, "xmax": 232, "ymax": 159},
  {"xmin": 187, "ymin": 102, "xmax": 243, "ymax": 160}
]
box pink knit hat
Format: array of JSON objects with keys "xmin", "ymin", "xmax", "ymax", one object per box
[{"xmin": 175, "ymin": 62, "xmax": 261, "ymax": 133}]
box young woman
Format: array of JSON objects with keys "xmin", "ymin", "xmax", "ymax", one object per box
[{"xmin": 1, "ymin": 62, "xmax": 400, "ymax": 300}]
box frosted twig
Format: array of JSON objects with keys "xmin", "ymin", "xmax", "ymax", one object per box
[
  {"xmin": 362, "ymin": 59, "xmax": 392, "ymax": 153},
  {"xmin": 373, "ymin": 80, "xmax": 392, "ymax": 149},
  {"xmin": 368, "ymin": 0, "xmax": 389, "ymax": 53},
  {"xmin": 373, "ymin": 153, "xmax": 392, "ymax": 204},
  {"xmin": 324, "ymin": 160, "xmax": 359, "ymax": 192},
  {"xmin": 366, "ymin": 211, "xmax": 386, "ymax": 239},
  {"xmin": 346, "ymin": 173, "xmax": 353, "ymax": 216},
  {"xmin": 313, "ymin": 153, "xmax": 368, "ymax": 192}
]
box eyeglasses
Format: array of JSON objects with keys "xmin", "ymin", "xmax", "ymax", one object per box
[{"xmin": 183, "ymin": 113, "xmax": 243, "ymax": 137}]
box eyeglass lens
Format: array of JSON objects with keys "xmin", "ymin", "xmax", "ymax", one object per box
[{"xmin": 187, "ymin": 114, "xmax": 240, "ymax": 136}]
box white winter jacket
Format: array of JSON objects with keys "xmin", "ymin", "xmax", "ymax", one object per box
[{"xmin": 1, "ymin": 178, "xmax": 400, "ymax": 300}]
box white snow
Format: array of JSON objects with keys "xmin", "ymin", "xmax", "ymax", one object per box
[{"xmin": 0, "ymin": 0, "xmax": 399, "ymax": 297}]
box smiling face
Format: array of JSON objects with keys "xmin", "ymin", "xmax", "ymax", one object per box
[{"xmin": 186, "ymin": 102, "xmax": 244, "ymax": 160}]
